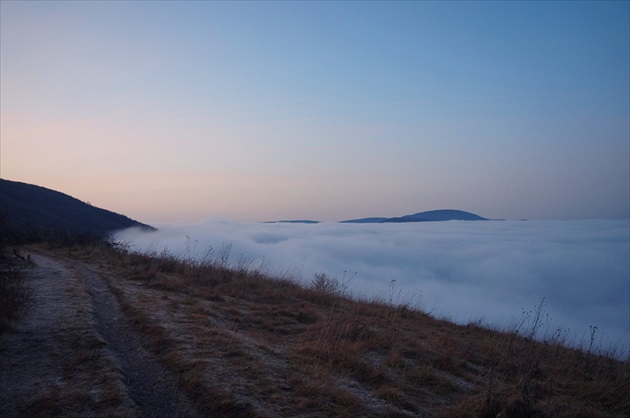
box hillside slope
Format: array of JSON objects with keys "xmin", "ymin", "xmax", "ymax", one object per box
[
  {"xmin": 1, "ymin": 244, "xmax": 627, "ymax": 417},
  {"xmin": 0, "ymin": 179, "xmax": 153, "ymax": 239}
]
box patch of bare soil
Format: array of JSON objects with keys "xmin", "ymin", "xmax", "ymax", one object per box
[{"xmin": 0, "ymin": 251, "xmax": 199, "ymax": 417}]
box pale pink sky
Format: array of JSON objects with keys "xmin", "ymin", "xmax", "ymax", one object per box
[{"xmin": 2, "ymin": 1, "xmax": 628, "ymax": 222}]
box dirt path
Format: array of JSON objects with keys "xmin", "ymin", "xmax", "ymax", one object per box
[{"xmin": 0, "ymin": 251, "xmax": 200, "ymax": 418}]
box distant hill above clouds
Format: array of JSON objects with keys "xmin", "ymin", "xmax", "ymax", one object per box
[
  {"xmin": 341, "ymin": 210, "xmax": 488, "ymax": 223},
  {"xmin": 263, "ymin": 220, "xmax": 320, "ymax": 224},
  {"xmin": 0, "ymin": 179, "xmax": 154, "ymax": 240}
]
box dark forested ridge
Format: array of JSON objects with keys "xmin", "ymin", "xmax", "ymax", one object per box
[{"xmin": 0, "ymin": 179, "xmax": 154, "ymax": 241}]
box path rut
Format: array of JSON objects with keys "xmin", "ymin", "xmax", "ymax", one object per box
[
  {"xmin": 76, "ymin": 261, "xmax": 200, "ymax": 417},
  {"xmin": 0, "ymin": 251, "xmax": 200, "ymax": 417}
]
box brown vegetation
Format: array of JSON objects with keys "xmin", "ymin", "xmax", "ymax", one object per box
[
  {"xmin": 45, "ymin": 240, "xmax": 628, "ymax": 417},
  {"xmin": 0, "ymin": 217, "xmax": 32, "ymax": 334},
  {"xmin": 0, "ymin": 255, "xmax": 31, "ymax": 334}
]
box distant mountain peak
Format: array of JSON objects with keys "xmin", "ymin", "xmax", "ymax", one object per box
[
  {"xmin": 341, "ymin": 209, "xmax": 487, "ymax": 224},
  {"xmin": 262, "ymin": 220, "xmax": 320, "ymax": 224}
]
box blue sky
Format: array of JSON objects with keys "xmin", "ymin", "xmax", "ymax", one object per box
[{"xmin": 1, "ymin": 1, "xmax": 628, "ymax": 222}]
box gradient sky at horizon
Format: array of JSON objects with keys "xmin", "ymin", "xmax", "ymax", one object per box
[{"xmin": 1, "ymin": 1, "xmax": 628, "ymax": 222}]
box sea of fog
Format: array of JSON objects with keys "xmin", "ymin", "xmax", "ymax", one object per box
[{"xmin": 114, "ymin": 219, "xmax": 629, "ymax": 356}]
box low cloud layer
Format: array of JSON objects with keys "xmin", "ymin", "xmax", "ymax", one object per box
[{"xmin": 114, "ymin": 219, "xmax": 629, "ymax": 355}]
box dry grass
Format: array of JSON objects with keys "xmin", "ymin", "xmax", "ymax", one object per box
[{"xmin": 53, "ymin": 241, "xmax": 629, "ymax": 417}]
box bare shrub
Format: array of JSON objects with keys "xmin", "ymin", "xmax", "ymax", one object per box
[
  {"xmin": 311, "ymin": 272, "xmax": 347, "ymax": 296},
  {"xmin": 0, "ymin": 268, "xmax": 32, "ymax": 333},
  {"xmin": 0, "ymin": 245, "xmax": 32, "ymax": 333}
]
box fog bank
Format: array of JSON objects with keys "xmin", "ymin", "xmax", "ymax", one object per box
[{"xmin": 114, "ymin": 219, "xmax": 629, "ymax": 355}]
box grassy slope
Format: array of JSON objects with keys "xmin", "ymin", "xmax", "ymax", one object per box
[{"xmin": 53, "ymin": 243, "xmax": 630, "ymax": 417}]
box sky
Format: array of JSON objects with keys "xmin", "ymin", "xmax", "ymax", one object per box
[
  {"xmin": 115, "ymin": 218, "xmax": 630, "ymax": 356},
  {"xmin": 1, "ymin": 1, "xmax": 629, "ymax": 222}
]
